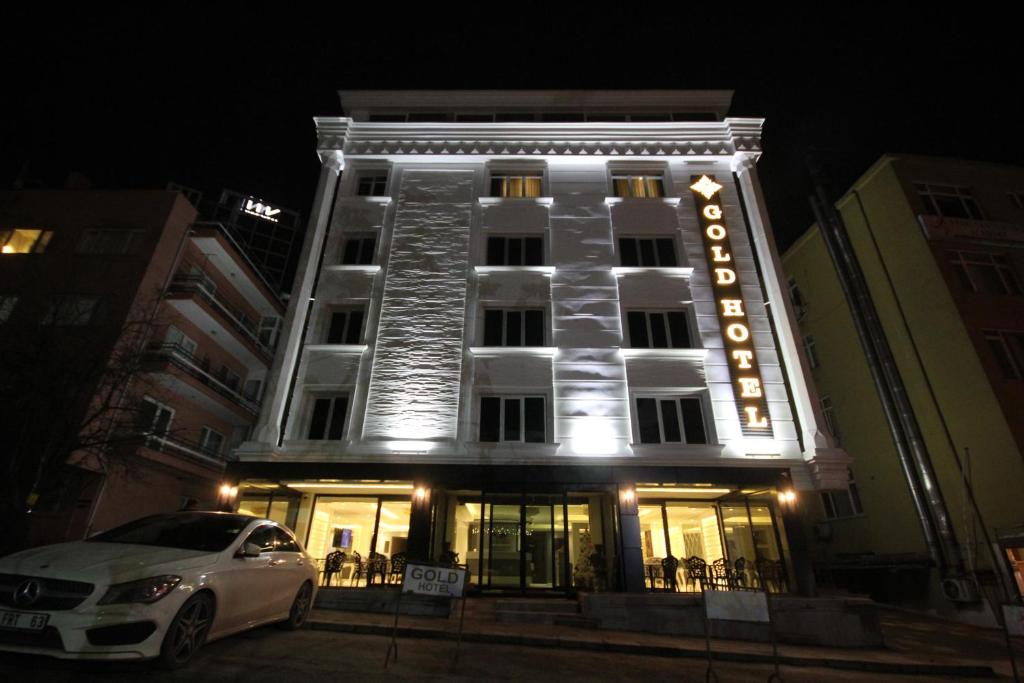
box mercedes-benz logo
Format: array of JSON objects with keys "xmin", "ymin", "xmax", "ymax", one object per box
[{"xmin": 13, "ymin": 580, "xmax": 42, "ymax": 607}]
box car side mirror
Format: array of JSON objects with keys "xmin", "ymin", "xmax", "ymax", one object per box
[{"xmin": 237, "ymin": 542, "xmax": 262, "ymax": 558}]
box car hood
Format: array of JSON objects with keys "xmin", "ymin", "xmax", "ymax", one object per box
[{"xmin": 0, "ymin": 541, "xmax": 221, "ymax": 585}]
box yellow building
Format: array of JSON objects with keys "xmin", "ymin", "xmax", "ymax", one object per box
[{"xmin": 783, "ymin": 155, "xmax": 1024, "ymax": 620}]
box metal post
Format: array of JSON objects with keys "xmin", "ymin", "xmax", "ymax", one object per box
[
  {"xmin": 384, "ymin": 589, "xmax": 403, "ymax": 668},
  {"xmin": 450, "ymin": 585, "xmax": 468, "ymax": 673},
  {"xmin": 701, "ymin": 588, "xmax": 719, "ymax": 683}
]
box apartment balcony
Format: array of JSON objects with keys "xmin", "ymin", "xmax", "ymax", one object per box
[
  {"xmin": 166, "ymin": 275, "xmax": 275, "ymax": 366},
  {"xmin": 140, "ymin": 433, "xmax": 233, "ymax": 469},
  {"xmin": 144, "ymin": 342, "xmax": 261, "ymax": 418}
]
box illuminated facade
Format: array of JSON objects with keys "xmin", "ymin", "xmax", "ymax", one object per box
[
  {"xmin": 784, "ymin": 155, "xmax": 1024, "ymax": 615},
  {"xmin": 233, "ymin": 91, "xmax": 847, "ymax": 593}
]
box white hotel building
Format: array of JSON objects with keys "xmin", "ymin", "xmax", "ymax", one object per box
[{"xmin": 234, "ymin": 90, "xmax": 849, "ymax": 594}]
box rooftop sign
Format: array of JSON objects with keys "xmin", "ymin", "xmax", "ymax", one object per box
[{"xmin": 242, "ymin": 198, "xmax": 281, "ymax": 223}]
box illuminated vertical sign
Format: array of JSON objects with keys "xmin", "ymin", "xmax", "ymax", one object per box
[{"xmin": 690, "ymin": 175, "xmax": 773, "ymax": 438}]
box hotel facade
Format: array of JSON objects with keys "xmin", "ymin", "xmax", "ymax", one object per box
[{"xmin": 232, "ymin": 90, "xmax": 848, "ymax": 594}]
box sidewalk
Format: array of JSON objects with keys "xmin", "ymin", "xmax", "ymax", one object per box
[{"xmin": 308, "ymin": 602, "xmax": 1023, "ymax": 678}]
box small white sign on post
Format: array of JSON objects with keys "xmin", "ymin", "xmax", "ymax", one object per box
[
  {"xmin": 1004, "ymin": 605, "xmax": 1024, "ymax": 637},
  {"xmin": 402, "ymin": 564, "xmax": 467, "ymax": 597},
  {"xmin": 703, "ymin": 590, "xmax": 770, "ymax": 623}
]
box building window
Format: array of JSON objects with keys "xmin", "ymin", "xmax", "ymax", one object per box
[
  {"xmin": 626, "ymin": 311, "xmax": 692, "ymax": 348},
  {"xmin": 983, "ymin": 330, "xmax": 1024, "ymax": 379},
  {"xmin": 947, "ymin": 251, "xmax": 1022, "ymax": 295},
  {"xmin": 165, "ymin": 325, "xmax": 198, "ymax": 357},
  {"xmin": 0, "ymin": 296, "xmax": 17, "ymax": 323},
  {"xmin": 42, "ymin": 296, "xmax": 100, "ymax": 326},
  {"xmin": 490, "ymin": 174, "xmax": 543, "ymax": 198},
  {"xmin": 326, "ymin": 309, "xmax": 365, "ymax": 345},
  {"xmin": 220, "ymin": 366, "xmax": 242, "ymax": 392},
  {"xmin": 635, "ymin": 397, "xmax": 707, "ymax": 445},
  {"xmin": 1, "ymin": 228, "xmax": 53, "ymax": 254},
  {"xmin": 915, "ymin": 183, "xmax": 983, "ymax": 220},
  {"xmin": 137, "ymin": 396, "xmax": 174, "ymax": 438},
  {"xmin": 199, "ymin": 427, "xmax": 226, "ymax": 457},
  {"xmin": 486, "ymin": 236, "xmax": 544, "ymax": 266},
  {"xmin": 618, "ymin": 237, "xmax": 677, "ymax": 267},
  {"xmin": 483, "ymin": 309, "xmax": 545, "ymax": 346},
  {"xmin": 787, "ymin": 277, "xmax": 806, "ymax": 319},
  {"xmin": 803, "ymin": 334, "xmax": 820, "ymax": 369},
  {"xmin": 1010, "ymin": 192, "xmax": 1024, "ymax": 210},
  {"xmin": 822, "ymin": 469, "xmax": 864, "ymax": 519},
  {"xmin": 308, "ymin": 396, "xmax": 349, "ymax": 440},
  {"xmin": 479, "ymin": 396, "xmax": 546, "ymax": 443},
  {"xmin": 820, "ymin": 395, "xmax": 840, "ymax": 442},
  {"xmin": 259, "ymin": 316, "xmax": 282, "ymax": 349},
  {"xmin": 612, "ymin": 174, "xmax": 665, "ymax": 198},
  {"xmin": 356, "ymin": 173, "xmax": 388, "ymax": 197},
  {"xmin": 76, "ymin": 229, "xmax": 143, "ymax": 255},
  {"xmin": 341, "ymin": 235, "xmax": 376, "ymax": 265},
  {"xmin": 243, "ymin": 379, "xmax": 263, "ymax": 403}
]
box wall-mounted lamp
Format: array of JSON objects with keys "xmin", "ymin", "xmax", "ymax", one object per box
[
  {"xmin": 219, "ymin": 484, "xmax": 239, "ymax": 499},
  {"xmin": 777, "ymin": 489, "xmax": 797, "ymax": 509},
  {"xmin": 621, "ymin": 488, "xmax": 635, "ymax": 504},
  {"xmin": 414, "ymin": 487, "xmax": 427, "ymax": 502}
]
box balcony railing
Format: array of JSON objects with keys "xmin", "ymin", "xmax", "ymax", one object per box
[
  {"xmin": 167, "ymin": 274, "xmax": 275, "ymax": 357},
  {"xmin": 141, "ymin": 432, "xmax": 235, "ymax": 464},
  {"xmin": 145, "ymin": 342, "xmax": 261, "ymax": 415}
]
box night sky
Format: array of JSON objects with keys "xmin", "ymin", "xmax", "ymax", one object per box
[{"xmin": 5, "ymin": 8, "xmax": 1022, "ymax": 251}]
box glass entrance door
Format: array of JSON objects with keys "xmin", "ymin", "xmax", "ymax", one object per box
[
  {"xmin": 484, "ymin": 500, "xmax": 521, "ymax": 588},
  {"xmin": 524, "ymin": 498, "xmax": 555, "ymax": 589}
]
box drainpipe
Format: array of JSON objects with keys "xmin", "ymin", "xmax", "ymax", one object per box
[{"xmin": 806, "ymin": 169, "xmax": 959, "ymax": 573}]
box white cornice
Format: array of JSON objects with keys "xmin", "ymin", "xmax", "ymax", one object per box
[
  {"xmin": 314, "ymin": 117, "xmax": 764, "ymax": 159},
  {"xmin": 338, "ymin": 89, "xmax": 735, "ymax": 113}
]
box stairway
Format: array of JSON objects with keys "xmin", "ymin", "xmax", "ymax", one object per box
[{"xmin": 492, "ymin": 597, "xmax": 597, "ymax": 628}]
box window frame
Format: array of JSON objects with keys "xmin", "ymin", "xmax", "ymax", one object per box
[
  {"xmin": 624, "ymin": 309, "xmax": 694, "ymax": 349},
  {"xmin": 481, "ymin": 307, "xmax": 548, "ymax": 347},
  {"xmin": 617, "ymin": 236, "xmax": 679, "ymax": 268},
  {"xmin": 306, "ymin": 394, "xmax": 350, "ymax": 441},
  {"xmin": 631, "ymin": 394, "xmax": 710, "ymax": 446},
  {"xmin": 0, "ymin": 228, "xmax": 54, "ymax": 254},
  {"xmin": 488, "ymin": 172, "xmax": 545, "ymax": 199},
  {"xmin": 0, "ymin": 295, "xmax": 18, "ymax": 323},
  {"xmin": 947, "ymin": 250, "xmax": 1022, "ymax": 296},
  {"xmin": 199, "ymin": 426, "xmax": 226, "ymax": 457},
  {"xmin": 484, "ymin": 234, "xmax": 546, "ymax": 267},
  {"xmin": 914, "ymin": 182, "xmax": 984, "ymax": 220},
  {"xmin": 803, "ymin": 334, "xmax": 820, "ymax": 369},
  {"xmin": 821, "ymin": 469, "xmax": 864, "ymax": 520},
  {"xmin": 76, "ymin": 228, "xmax": 143, "ymax": 255},
  {"xmin": 983, "ymin": 329, "xmax": 1024, "ymax": 379},
  {"xmin": 340, "ymin": 233, "xmax": 378, "ymax": 266},
  {"xmin": 42, "ymin": 295, "xmax": 101, "ymax": 326},
  {"xmin": 478, "ymin": 394, "xmax": 548, "ymax": 444},
  {"xmin": 353, "ymin": 169, "xmax": 390, "ymax": 197},
  {"xmin": 610, "ymin": 171, "xmax": 667, "ymax": 199},
  {"xmin": 165, "ymin": 325, "xmax": 198, "ymax": 358},
  {"xmin": 820, "ymin": 395, "xmax": 840, "ymax": 443},
  {"xmin": 139, "ymin": 396, "xmax": 175, "ymax": 438},
  {"xmin": 323, "ymin": 307, "xmax": 366, "ymax": 345}
]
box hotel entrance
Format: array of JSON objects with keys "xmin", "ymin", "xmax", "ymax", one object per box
[{"xmin": 434, "ymin": 491, "xmax": 616, "ymax": 593}]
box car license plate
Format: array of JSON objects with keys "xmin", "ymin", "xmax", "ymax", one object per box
[{"xmin": 0, "ymin": 610, "xmax": 49, "ymax": 631}]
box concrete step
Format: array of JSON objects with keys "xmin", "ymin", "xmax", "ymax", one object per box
[
  {"xmin": 494, "ymin": 610, "xmax": 598, "ymax": 628},
  {"xmin": 494, "ymin": 599, "xmax": 580, "ymax": 615}
]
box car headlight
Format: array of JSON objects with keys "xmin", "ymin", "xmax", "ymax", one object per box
[{"xmin": 98, "ymin": 575, "xmax": 182, "ymax": 605}]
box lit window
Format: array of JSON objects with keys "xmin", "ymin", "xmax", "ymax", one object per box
[
  {"xmin": 76, "ymin": 229, "xmax": 142, "ymax": 255},
  {"xmin": 626, "ymin": 311, "xmax": 692, "ymax": 348},
  {"xmin": 635, "ymin": 397, "xmax": 707, "ymax": 445},
  {"xmin": 490, "ymin": 174, "xmax": 543, "ymax": 198},
  {"xmin": 341, "ymin": 235, "xmax": 376, "ymax": 265},
  {"xmin": 199, "ymin": 426, "xmax": 226, "ymax": 457},
  {"xmin": 486, "ymin": 236, "xmax": 543, "ymax": 266},
  {"xmin": 947, "ymin": 251, "xmax": 1021, "ymax": 295},
  {"xmin": 983, "ymin": 330, "xmax": 1024, "ymax": 380},
  {"xmin": 479, "ymin": 396, "xmax": 545, "ymax": 443},
  {"xmin": 1, "ymin": 228, "xmax": 53, "ymax": 254},
  {"xmin": 618, "ymin": 237, "xmax": 677, "ymax": 267},
  {"xmin": 915, "ymin": 183, "xmax": 983, "ymax": 220},
  {"xmin": 307, "ymin": 396, "xmax": 348, "ymax": 440},
  {"xmin": 483, "ymin": 309, "xmax": 545, "ymax": 346},
  {"xmin": 803, "ymin": 335, "xmax": 820, "ymax": 369},
  {"xmin": 42, "ymin": 296, "xmax": 100, "ymax": 326},
  {"xmin": 356, "ymin": 173, "xmax": 388, "ymax": 197},
  {"xmin": 612, "ymin": 174, "xmax": 665, "ymax": 198},
  {"xmin": 822, "ymin": 469, "xmax": 864, "ymax": 519},
  {"xmin": 325, "ymin": 309, "xmax": 365, "ymax": 345}
]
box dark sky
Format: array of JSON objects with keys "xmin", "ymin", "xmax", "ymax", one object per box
[{"xmin": 5, "ymin": 7, "xmax": 1022, "ymax": 251}]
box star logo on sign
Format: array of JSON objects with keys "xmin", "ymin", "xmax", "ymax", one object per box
[{"xmin": 690, "ymin": 175, "xmax": 723, "ymax": 200}]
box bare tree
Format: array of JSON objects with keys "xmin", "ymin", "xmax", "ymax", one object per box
[{"xmin": 0, "ymin": 272, "xmax": 173, "ymax": 555}]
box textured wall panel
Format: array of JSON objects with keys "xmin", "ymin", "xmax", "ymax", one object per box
[{"xmin": 362, "ymin": 170, "xmax": 474, "ymax": 440}]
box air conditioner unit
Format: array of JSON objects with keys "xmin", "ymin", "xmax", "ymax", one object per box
[{"xmin": 941, "ymin": 576, "xmax": 981, "ymax": 603}]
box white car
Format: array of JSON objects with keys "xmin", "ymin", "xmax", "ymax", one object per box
[{"xmin": 0, "ymin": 512, "xmax": 318, "ymax": 668}]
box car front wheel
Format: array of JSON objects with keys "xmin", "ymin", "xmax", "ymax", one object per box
[
  {"xmin": 158, "ymin": 593, "xmax": 214, "ymax": 669},
  {"xmin": 278, "ymin": 582, "xmax": 312, "ymax": 630}
]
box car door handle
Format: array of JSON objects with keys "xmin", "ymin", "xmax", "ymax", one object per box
[{"xmin": 269, "ymin": 558, "xmax": 287, "ymax": 566}]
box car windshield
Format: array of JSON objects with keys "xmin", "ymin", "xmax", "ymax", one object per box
[{"xmin": 88, "ymin": 514, "xmax": 254, "ymax": 552}]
